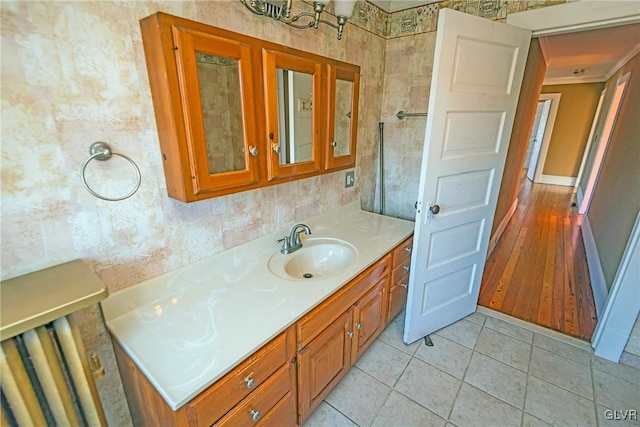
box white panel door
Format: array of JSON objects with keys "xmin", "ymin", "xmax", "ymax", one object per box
[{"xmin": 404, "ymin": 9, "xmax": 531, "ymax": 344}]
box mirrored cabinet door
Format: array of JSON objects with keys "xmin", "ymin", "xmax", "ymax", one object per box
[
  {"xmin": 326, "ymin": 64, "xmax": 360, "ymax": 171},
  {"xmin": 263, "ymin": 49, "xmax": 323, "ymax": 181},
  {"xmin": 173, "ymin": 27, "xmax": 260, "ymax": 194}
]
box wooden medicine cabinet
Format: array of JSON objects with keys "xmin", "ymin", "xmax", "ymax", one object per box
[{"xmin": 140, "ymin": 12, "xmax": 361, "ymax": 202}]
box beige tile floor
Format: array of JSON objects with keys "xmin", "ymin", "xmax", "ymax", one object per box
[{"xmin": 302, "ymin": 310, "xmax": 640, "ymax": 427}]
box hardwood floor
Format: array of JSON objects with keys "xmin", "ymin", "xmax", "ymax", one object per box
[{"xmin": 479, "ymin": 178, "xmax": 597, "ymax": 340}]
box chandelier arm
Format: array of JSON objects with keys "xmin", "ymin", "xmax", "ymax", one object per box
[
  {"xmin": 240, "ymin": 0, "xmax": 286, "ymax": 19},
  {"xmin": 239, "ymin": 0, "xmax": 347, "ymax": 38},
  {"xmin": 239, "ymin": 0, "xmax": 264, "ymax": 15},
  {"xmin": 314, "ymin": 18, "xmax": 339, "ymax": 29}
]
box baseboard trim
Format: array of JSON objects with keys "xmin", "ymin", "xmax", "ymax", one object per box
[
  {"xmin": 539, "ymin": 174, "xmax": 577, "ymax": 187},
  {"xmin": 576, "ymin": 185, "xmax": 584, "ymax": 208},
  {"xmin": 581, "ymin": 215, "xmax": 608, "ymax": 317},
  {"xmin": 487, "ymin": 198, "xmax": 518, "ymax": 258}
]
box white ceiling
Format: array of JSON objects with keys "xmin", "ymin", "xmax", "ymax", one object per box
[{"xmin": 540, "ymin": 22, "xmax": 640, "ymax": 85}]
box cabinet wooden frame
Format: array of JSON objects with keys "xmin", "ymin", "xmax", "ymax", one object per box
[
  {"xmin": 172, "ymin": 26, "xmax": 261, "ymax": 195},
  {"xmin": 325, "ymin": 64, "xmax": 360, "ymax": 171},
  {"xmin": 262, "ymin": 49, "xmax": 324, "ymax": 181},
  {"xmin": 140, "ymin": 12, "xmax": 361, "ymax": 203}
]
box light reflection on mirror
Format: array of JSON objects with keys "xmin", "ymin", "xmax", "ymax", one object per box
[
  {"xmin": 334, "ymin": 79, "xmax": 353, "ymax": 157},
  {"xmin": 195, "ymin": 52, "xmax": 247, "ymax": 174},
  {"xmin": 276, "ymin": 68, "xmax": 313, "ymax": 165}
]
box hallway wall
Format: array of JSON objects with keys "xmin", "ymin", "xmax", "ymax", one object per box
[
  {"xmin": 586, "ymin": 52, "xmax": 640, "ymax": 290},
  {"xmin": 491, "ymin": 38, "xmax": 546, "ymax": 237},
  {"xmin": 540, "ymin": 82, "xmax": 604, "ymax": 178}
]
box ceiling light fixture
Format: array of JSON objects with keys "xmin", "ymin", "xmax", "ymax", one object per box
[
  {"xmin": 572, "ymin": 68, "xmax": 585, "ymax": 77},
  {"xmin": 240, "ymin": 0, "xmax": 357, "ymax": 40}
]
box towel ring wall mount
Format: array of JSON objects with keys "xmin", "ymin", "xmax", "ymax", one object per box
[{"xmin": 81, "ymin": 142, "xmax": 141, "ymax": 201}]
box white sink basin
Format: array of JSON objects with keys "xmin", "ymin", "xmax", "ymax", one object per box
[{"xmin": 268, "ymin": 238, "xmax": 358, "ymax": 280}]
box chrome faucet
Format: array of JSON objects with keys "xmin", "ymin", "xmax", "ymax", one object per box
[{"xmin": 277, "ymin": 223, "xmax": 311, "ymax": 254}]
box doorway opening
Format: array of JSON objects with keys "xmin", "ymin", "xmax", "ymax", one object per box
[
  {"xmin": 478, "ymin": 179, "xmax": 597, "ymax": 340},
  {"xmin": 524, "ymin": 93, "xmax": 560, "ymax": 183}
]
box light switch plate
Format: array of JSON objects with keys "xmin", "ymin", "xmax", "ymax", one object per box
[{"xmin": 345, "ymin": 171, "xmax": 355, "ymax": 188}]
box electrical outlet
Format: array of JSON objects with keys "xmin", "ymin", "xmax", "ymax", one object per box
[{"xmin": 345, "ymin": 171, "xmax": 355, "ymax": 188}]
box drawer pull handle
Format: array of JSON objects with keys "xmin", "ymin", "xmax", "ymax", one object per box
[
  {"xmin": 250, "ymin": 409, "xmax": 261, "ymax": 422},
  {"xmin": 347, "ymin": 331, "xmax": 354, "ymax": 338},
  {"xmin": 356, "ymin": 322, "xmax": 362, "ymax": 330},
  {"xmin": 403, "ymin": 265, "xmax": 410, "ymax": 272},
  {"xmin": 404, "ymin": 247, "xmax": 412, "ymax": 253},
  {"xmin": 244, "ymin": 376, "xmax": 255, "ymax": 389},
  {"xmin": 400, "ymin": 283, "xmax": 408, "ymax": 289}
]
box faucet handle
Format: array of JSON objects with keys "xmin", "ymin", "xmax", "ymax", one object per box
[{"xmin": 277, "ymin": 237, "xmax": 291, "ymax": 254}]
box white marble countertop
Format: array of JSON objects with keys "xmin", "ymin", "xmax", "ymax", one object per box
[{"xmin": 101, "ymin": 203, "xmax": 414, "ymax": 410}]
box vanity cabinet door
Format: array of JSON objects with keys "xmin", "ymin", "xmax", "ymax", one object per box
[
  {"xmin": 263, "ymin": 49, "xmax": 323, "ymax": 181},
  {"xmin": 325, "ymin": 64, "xmax": 360, "ymax": 171},
  {"xmin": 297, "ymin": 310, "xmax": 352, "ymax": 424},
  {"xmin": 351, "ymin": 277, "xmax": 387, "ymax": 361}
]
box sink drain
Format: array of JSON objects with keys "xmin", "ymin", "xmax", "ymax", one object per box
[{"xmin": 303, "ymin": 273, "xmax": 313, "ymax": 279}]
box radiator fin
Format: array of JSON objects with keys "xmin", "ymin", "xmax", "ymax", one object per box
[
  {"xmin": 0, "ymin": 340, "xmax": 47, "ymax": 426},
  {"xmin": 0, "ymin": 315, "xmax": 106, "ymax": 427}
]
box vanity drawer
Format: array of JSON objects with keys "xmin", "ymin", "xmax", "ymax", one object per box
[
  {"xmin": 391, "ymin": 256, "xmax": 411, "ymax": 286},
  {"xmin": 214, "ymin": 364, "xmax": 294, "ymax": 427},
  {"xmin": 186, "ymin": 330, "xmax": 290, "ymax": 426},
  {"xmin": 393, "ymin": 236, "xmax": 413, "ymax": 267},
  {"xmin": 297, "ymin": 254, "xmax": 391, "ymax": 349},
  {"xmin": 387, "ymin": 274, "xmax": 408, "ymax": 322}
]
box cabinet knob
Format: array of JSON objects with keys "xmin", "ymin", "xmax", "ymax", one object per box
[
  {"xmin": 244, "ymin": 376, "xmax": 255, "ymax": 388},
  {"xmin": 400, "ymin": 283, "xmax": 408, "ymax": 289},
  {"xmin": 250, "ymin": 409, "xmax": 261, "ymax": 422},
  {"xmin": 272, "ymin": 144, "xmax": 280, "ymax": 154},
  {"xmin": 355, "ymin": 322, "xmax": 362, "ymax": 330},
  {"xmin": 249, "ymin": 145, "xmax": 258, "ymax": 156},
  {"xmin": 403, "ymin": 265, "xmax": 410, "ymax": 272},
  {"xmin": 330, "ymin": 141, "xmax": 337, "ymax": 147},
  {"xmin": 404, "ymin": 247, "xmax": 412, "ymax": 253},
  {"xmin": 346, "ymin": 331, "xmax": 354, "ymax": 338}
]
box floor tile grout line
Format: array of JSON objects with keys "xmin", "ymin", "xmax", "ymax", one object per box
[
  {"xmin": 591, "ymin": 361, "xmax": 602, "ymax": 427},
  {"xmin": 521, "ymin": 331, "xmax": 535, "ymax": 427},
  {"xmin": 444, "ymin": 318, "xmax": 486, "ymax": 423},
  {"xmin": 323, "ymin": 400, "xmax": 362, "ymax": 427},
  {"xmin": 483, "ymin": 317, "xmax": 534, "ymax": 345},
  {"xmin": 527, "ymin": 371, "xmax": 595, "ymax": 403},
  {"xmin": 378, "ymin": 340, "xmax": 450, "ymax": 425}
]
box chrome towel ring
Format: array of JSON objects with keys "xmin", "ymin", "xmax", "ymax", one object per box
[{"xmin": 81, "ymin": 142, "xmax": 141, "ymax": 201}]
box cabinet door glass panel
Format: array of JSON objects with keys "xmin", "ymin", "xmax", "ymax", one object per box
[
  {"xmin": 195, "ymin": 53, "xmax": 247, "ymax": 174},
  {"xmin": 276, "ymin": 69, "xmax": 314, "ymax": 165},
  {"xmin": 333, "ymin": 79, "xmax": 353, "ymax": 157}
]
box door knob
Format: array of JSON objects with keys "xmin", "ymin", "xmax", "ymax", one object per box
[{"xmin": 430, "ymin": 204, "xmax": 440, "ymax": 215}]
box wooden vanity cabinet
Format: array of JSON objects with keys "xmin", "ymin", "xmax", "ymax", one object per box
[
  {"xmin": 296, "ymin": 254, "xmax": 391, "ymax": 424},
  {"xmin": 111, "ymin": 236, "xmax": 413, "ymax": 426},
  {"xmin": 387, "ymin": 236, "xmax": 413, "ymax": 322},
  {"xmin": 113, "ymin": 327, "xmax": 297, "ymax": 427}
]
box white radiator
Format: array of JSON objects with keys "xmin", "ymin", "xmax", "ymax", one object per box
[{"xmin": 0, "ymin": 315, "xmax": 107, "ymax": 426}]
